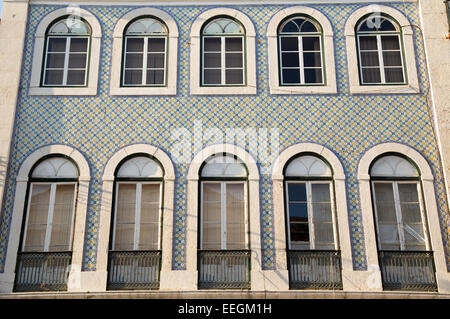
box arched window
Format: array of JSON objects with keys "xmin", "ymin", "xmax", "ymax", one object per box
[
  {"xmin": 122, "ymin": 17, "xmax": 168, "ymax": 86},
  {"xmin": 21, "ymin": 157, "xmax": 79, "ymax": 252},
  {"xmin": 284, "ymin": 155, "xmax": 337, "ymax": 250},
  {"xmin": 111, "ymin": 156, "xmax": 163, "ymax": 251},
  {"xmin": 356, "ymin": 15, "xmax": 405, "ymax": 85},
  {"xmin": 201, "ymin": 18, "xmax": 246, "ymax": 86},
  {"xmin": 278, "ymin": 16, "xmax": 324, "ymax": 85},
  {"xmin": 43, "ymin": 16, "xmax": 91, "ymax": 86},
  {"xmin": 370, "ymin": 155, "xmax": 430, "ymax": 251},
  {"xmin": 200, "ymin": 154, "xmax": 248, "ymax": 250}
]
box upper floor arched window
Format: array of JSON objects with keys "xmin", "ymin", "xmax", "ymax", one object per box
[
  {"xmin": 122, "ymin": 17, "xmax": 168, "ymax": 86},
  {"xmin": 278, "ymin": 16, "xmax": 324, "ymax": 85},
  {"xmin": 43, "ymin": 16, "xmax": 92, "ymax": 87}
]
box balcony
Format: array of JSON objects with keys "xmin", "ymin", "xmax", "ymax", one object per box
[
  {"xmin": 378, "ymin": 251, "xmax": 437, "ymax": 291},
  {"xmin": 198, "ymin": 250, "xmax": 251, "ymax": 289},
  {"xmin": 14, "ymin": 251, "xmax": 72, "ymax": 292},
  {"xmin": 288, "ymin": 250, "xmax": 343, "ymax": 290},
  {"xmin": 107, "ymin": 250, "xmax": 161, "ymax": 290}
]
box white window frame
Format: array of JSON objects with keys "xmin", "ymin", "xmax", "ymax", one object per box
[
  {"xmin": 285, "ymin": 180, "xmax": 338, "ymax": 250},
  {"xmin": 111, "ymin": 181, "xmax": 163, "ymax": 251},
  {"xmin": 371, "ymin": 180, "xmax": 430, "ymax": 251},
  {"xmin": 29, "ymin": 8, "xmax": 101, "ymax": 96},
  {"xmin": 22, "ymin": 182, "xmax": 77, "ymax": 252},
  {"xmin": 110, "ymin": 8, "xmax": 178, "ymax": 96},
  {"xmin": 345, "ymin": 5, "xmax": 420, "ymax": 94},
  {"xmin": 200, "ymin": 181, "xmax": 249, "ymax": 250}
]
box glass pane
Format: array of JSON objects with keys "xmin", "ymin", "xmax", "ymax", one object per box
[
  {"xmin": 282, "ymin": 53, "xmax": 299, "ymax": 67},
  {"xmin": 204, "ymin": 53, "xmax": 221, "ymax": 68},
  {"xmin": 147, "ymin": 53, "xmax": 165, "ymax": 68},
  {"xmin": 378, "ymin": 223, "xmax": 400, "ymax": 248},
  {"xmin": 125, "ymin": 53, "xmax": 143, "ymax": 68},
  {"xmin": 49, "ymin": 184, "xmax": 75, "ymax": 251},
  {"xmin": 282, "ymin": 69, "xmax": 300, "ymax": 84},
  {"xmin": 280, "ymin": 37, "xmax": 298, "ymax": 51},
  {"xmin": 124, "ymin": 70, "xmax": 143, "ymax": 85},
  {"xmin": 140, "ymin": 184, "xmax": 160, "ymax": 223},
  {"xmin": 138, "ymin": 223, "xmax": 159, "ymax": 250},
  {"xmin": 68, "ymin": 53, "xmax": 87, "ymax": 68},
  {"xmin": 301, "ymin": 20, "xmax": 318, "ymax": 33},
  {"xmin": 384, "ymin": 68, "xmax": 404, "ymax": 83},
  {"xmin": 225, "ymin": 53, "xmax": 243, "ymax": 68},
  {"xmin": 383, "ymin": 51, "xmax": 402, "ymax": 67},
  {"xmin": 202, "ymin": 223, "xmax": 221, "ymax": 250},
  {"xmin": 225, "ymin": 37, "xmax": 242, "ymax": 51},
  {"xmin": 303, "ymin": 52, "xmax": 321, "ymax": 68},
  {"xmin": 225, "ymin": 69, "xmax": 243, "ymax": 85},
  {"xmin": 314, "ymin": 222, "xmax": 334, "ymax": 246},
  {"xmin": 202, "ymin": 183, "xmax": 222, "ymax": 249},
  {"xmin": 66, "ymin": 70, "xmax": 86, "ymax": 85},
  {"xmin": 374, "ymin": 183, "xmax": 397, "ymax": 223},
  {"xmin": 379, "ymin": 19, "xmax": 397, "ymax": 32},
  {"xmin": 303, "ymin": 37, "xmax": 320, "ymax": 51},
  {"xmin": 288, "ymin": 183, "xmax": 307, "ymax": 202},
  {"xmin": 226, "ymin": 183, "xmax": 245, "ymax": 249},
  {"xmin": 289, "ymin": 203, "xmax": 308, "ymax": 222},
  {"xmin": 204, "ymin": 69, "xmax": 221, "ymax": 85},
  {"xmin": 114, "ymin": 224, "xmax": 134, "ymax": 250},
  {"xmin": 47, "ymin": 38, "xmax": 67, "ymax": 52},
  {"xmin": 403, "ymin": 223, "xmax": 426, "ymax": 247},
  {"xmin": 290, "ymin": 222, "xmax": 309, "ymax": 243},
  {"xmin": 204, "ymin": 37, "xmax": 221, "ymax": 51},
  {"xmin": 24, "ymin": 184, "xmax": 51, "ymax": 251},
  {"xmin": 362, "ymin": 68, "xmax": 381, "ymax": 83},
  {"xmin": 146, "ymin": 70, "xmax": 165, "ymax": 85},
  {"xmin": 313, "ymin": 203, "xmax": 332, "ymax": 222},
  {"xmin": 360, "ymin": 52, "xmax": 380, "ymax": 67},
  {"xmin": 148, "ymin": 38, "xmax": 165, "ymax": 52},
  {"xmin": 401, "ymin": 204, "xmax": 422, "ymax": 223},
  {"xmin": 69, "ymin": 38, "xmax": 88, "ymax": 52},
  {"xmin": 398, "ymin": 184, "xmax": 419, "ymax": 202},
  {"xmin": 126, "ymin": 38, "xmax": 144, "ymax": 52},
  {"xmin": 114, "ymin": 184, "xmax": 136, "ymax": 250},
  {"xmin": 46, "ymin": 53, "xmax": 65, "ymax": 68},
  {"xmin": 381, "ymin": 36, "xmax": 400, "ymax": 50},
  {"xmin": 281, "ymin": 21, "xmax": 300, "ymax": 33},
  {"xmin": 311, "ymin": 184, "xmax": 330, "ymax": 202},
  {"xmin": 304, "ymin": 68, "xmax": 323, "ymax": 84},
  {"xmin": 44, "ymin": 70, "xmax": 64, "ymax": 85},
  {"xmin": 358, "ymin": 36, "xmax": 378, "ymax": 50}
]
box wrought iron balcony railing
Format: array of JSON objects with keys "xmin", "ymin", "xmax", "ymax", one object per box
[
  {"xmin": 107, "ymin": 250, "xmax": 161, "ymax": 290},
  {"xmin": 198, "ymin": 250, "xmax": 251, "ymax": 289},
  {"xmin": 288, "ymin": 250, "xmax": 343, "ymax": 290},
  {"xmin": 14, "ymin": 251, "xmax": 72, "ymax": 292},
  {"xmin": 378, "ymin": 251, "xmax": 437, "ymax": 291}
]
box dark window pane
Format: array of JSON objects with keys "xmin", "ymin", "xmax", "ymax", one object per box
[
  {"xmin": 301, "ymin": 20, "xmax": 318, "ymax": 33},
  {"xmin": 280, "ymin": 37, "xmax": 298, "ymax": 51},
  {"xmin": 204, "ymin": 53, "xmax": 221, "ymax": 68},
  {"xmin": 288, "ymin": 183, "xmax": 307, "ymax": 202},
  {"xmin": 47, "ymin": 38, "xmax": 67, "ymax": 52},
  {"xmin": 302, "ymin": 37, "xmax": 320, "ymax": 51},
  {"xmin": 362, "ymin": 68, "xmax": 382, "ymax": 83},
  {"xmin": 44, "ymin": 70, "xmax": 64, "ymax": 85},
  {"xmin": 203, "ymin": 69, "xmax": 221, "ymax": 85},
  {"xmin": 281, "ymin": 21, "xmax": 299, "ymax": 33},
  {"xmin": 358, "ymin": 36, "xmax": 378, "ymax": 50},
  {"xmin": 225, "ymin": 69, "xmax": 243, "ymax": 84},
  {"xmin": 204, "ymin": 37, "xmax": 221, "ymax": 51},
  {"xmin": 147, "ymin": 53, "xmax": 165, "ymax": 68},
  {"xmin": 125, "ymin": 53, "xmax": 143, "ymax": 68},
  {"xmin": 289, "ymin": 203, "xmax": 308, "ymax": 221},
  {"xmin": 360, "ymin": 52, "xmax": 380, "ymax": 67},
  {"xmin": 379, "ymin": 19, "xmax": 397, "ymax": 31},
  {"xmin": 69, "ymin": 38, "xmax": 88, "ymax": 52},
  {"xmin": 68, "ymin": 53, "xmax": 87, "ymax": 68},
  {"xmin": 148, "ymin": 38, "xmax": 165, "ymax": 52},
  {"xmin": 290, "ymin": 222, "xmax": 309, "ymax": 242},
  {"xmin": 225, "ymin": 52, "xmax": 243, "ymax": 68},
  {"xmin": 46, "ymin": 53, "xmax": 65, "ymax": 68},
  {"xmin": 383, "ymin": 51, "xmax": 402, "ymax": 67},
  {"xmin": 381, "ymin": 36, "xmax": 400, "ymax": 50},
  {"xmin": 281, "ymin": 52, "xmax": 299, "ymax": 67},
  {"xmin": 282, "ymin": 69, "xmax": 300, "ymax": 84},
  {"xmin": 146, "ymin": 70, "xmax": 164, "ymax": 85},
  {"xmin": 124, "ymin": 70, "xmax": 142, "ymax": 85},
  {"xmin": 303, "ymin": 52, "xmax": 321, "ymax": 67},
  {"xmin": 66, "ymin": 70, "xmax": 85, "ymax": 85},
  {"xmin": 304, "ymin": 68, "xmax": 323, "ymax": 84},
  {"xmin": 384, "ymin": 68, "xmax": 404, "ymax": 83},
  {"xmin": 225, "ymin": 37, "xmax": 242, "ymax": 51},
  {"xmin": 126, "ymin": 38, "xmax": 144, "ymax": 52}
]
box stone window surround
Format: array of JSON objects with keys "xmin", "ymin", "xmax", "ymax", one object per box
[
  {"xmin": 29, "ymin": 8, "xmax": 102, "ymax": 96},
  {"xmin": 345, "ymin": 5, "xmax": 420, "ymax": 94},
  {"xmin": 0, "ymin": 145, "xmax": 91, "ymax": 293},
  {"xmin": 358, "ymin": 143, "xmax": 450, "ymax": 293},
  {"xmin": 190, "ymin": 8, "xmax": 257, "ymax": 95},
  {"xmin": 110, "ymin": 8, "xmax": 179, "ymax": 96},
  {"xmin": 266, "ymin": 6, "xmax": 338, "ymax": 95}
]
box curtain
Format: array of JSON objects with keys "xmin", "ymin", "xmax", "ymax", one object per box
[
  {"xmin": 374, "ymin": 182, "xmax": 400, "ymax": 250},
  {"xmin": 114, "ymin": 183, "xmax": 136, "ymax": 250},
  {"xmin": 226, "ymin": 183, "xmax": 246, "ymax": 250},
  {"xmin": 202, "ymin": 183, "xmax": 222, "ymax": 249},
  {"xmin": 311, "ymin": 183, "xmax": 334, "ymax": 250},
  {"xmin": 49, "ymin": 184, "xmax": 76, "ymax": 251},
  {"xmin": 138, "ymin": 184, "xmax": 161, "ymax": 250}
]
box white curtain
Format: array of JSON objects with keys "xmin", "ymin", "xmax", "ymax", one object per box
[
  {"xmin": 114, "ymin": 184, "xmax": 136, "ymax": 250},
  {"xmin": 202, "ymin": 183, "xmax": 222, "ymax": 250},
  {"xmin": 49, "ymin": 184, "xmax": 75, "ymax": 251},
  {"xmin": 226, "ymin": 183, "xmax": 245, "ymax": 250},
  {"xmin": 24, "ymin": 184, "xmax": 51, "ymax": 252}
]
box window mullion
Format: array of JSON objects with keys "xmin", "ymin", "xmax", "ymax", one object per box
[
  {"xmin": 221, "ymin": 37, "xmax": 226, "ymax": 85},
  {"xmin": 393, "ymin": 182, "xmax": 405, "ymax": 250},
  {"xmin": 44, "ymin": 183, "xmax": 57, "ymax": 252},
  {"xmin": 142, "ymin": 37, "xmax": 148, "ymax": 85},
  {"xmin": 298, "ymin": 35, "xmax": 305, "ymax": 84},
  {"xmin": 377, "ymin": 35, "xmax": 386, "ymax": 84},
  {"xmin": 62, "ymin": 37, "xmax": 71, "ymax": 86},
  {"xmin": 307, "ymin": 181, "xmax": 314, "ymax": 250},
  {"xmin": 221, "ymin": 182, "xmax": 226, "ymax": 250},
  {"xmin": 134, "ymin": 183, "xmax": 142, "ymax": 250}
]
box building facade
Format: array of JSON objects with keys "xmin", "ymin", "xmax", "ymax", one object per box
[{"xmin": 0, "ymin": 0, "xmax": 449, "ymax": 296}]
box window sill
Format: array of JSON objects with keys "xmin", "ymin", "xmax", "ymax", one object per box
[
  {"xmin": 349, "ymin": 84, "xmax": 420, "ymax": 95},
  {"xmin": 29, "ymin": 86, "xmax": 98, "ymax": 96},
  {"xmin": 270, "ymin": 85, "xmax": 337, "ymax": 95},
  {"xmin": 110, "ymin": 86, "xmax": 177, "ymax": 96},
  {"xmin": 190, "ymin": 85, "xmax": 257, "ymax": 96}
]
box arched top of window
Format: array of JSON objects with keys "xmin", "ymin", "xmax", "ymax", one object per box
[
  {"xmin": 357, "ymin": 15, "xmax": 399, "ymax": 33},
  {"xmin": 285, "ymin": 155, "xmax": 332, "ymax": 177},
  {"xmin": 116, "ymin": 156, "xmax": 163, "ymax": 178},
  {"xmin": 47, "ymin": 16, "xmax": 91, "ymax": 35},
  {"xmin": 31, "ymin": 157, "xmax": 79, "ymax": 179},
  {"xmin": 370, "ymin": 155, "xmax": 419, "ymax": 178},
  {"xmin": 201, "ymin": 154, "xmax": 247, "ymax": 178},
  {"xmin": 279, "ymin": 16, "xmax": 321, "ymax": 34},
  {"xmin": 125, "ymin": 17, "xmax": 168, "ymax": 36},
  {"xmin": 202, "ymin": 17, "xmax": 245, "ymax": 35}
]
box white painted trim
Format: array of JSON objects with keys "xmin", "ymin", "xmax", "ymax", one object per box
[
  {"xmin": 3, "ymin": 145, "xmax": 90, "ymax": 293},
  {"xmin": 357, "ymin": 143, "xmax": 449, "ymax": 293},
  {"xmin": 267, "ymin": 6, "xmax": 337, "ymax": 95},
  {"xmin": 344, "ymin": 5, "xmax": 420, "ymax": 94},
  {"xmin": 110, "ymin": 8, "xmax": 179, "ymax": 96},
  {"xmin": 189, "ymin": 8, "xmax": 257, "ymax": 95},
  {"xmin": 29, "ymin": 8, "xmax": 101, "ymax": 96}
]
